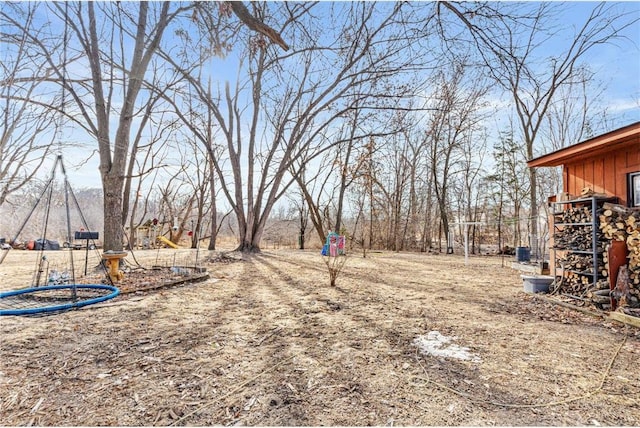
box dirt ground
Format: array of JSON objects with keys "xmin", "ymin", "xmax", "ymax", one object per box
[{"xmin": 0, "ymin": 248, "xmax": 639, "ymax": 426}]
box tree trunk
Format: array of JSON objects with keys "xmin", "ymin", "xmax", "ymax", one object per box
[
  {"xmin": 208, "ymin": 173, "xmax": 218, "ymax": 251},
  {"xmin": 236, "ymin": 240, "xmax": 261, "ymax": 253},
  {"xmin": 102, "ymin": 174, "xmax": 125, "ymax": 251},
  {"xmin": 334, "ymin": 141, "xmax": 354, "ymax": 234},
  {"xmin": 529, "ymin": 166, "xmax": 538, "ymax": 257}
]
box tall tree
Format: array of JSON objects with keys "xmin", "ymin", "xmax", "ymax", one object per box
[
  {"xmin": 5, "ymin": 2, "xmax": 287, "ymax": 252},
  {"xmin": 50, "ymin": 2, "xmax": 183, "ymax": 251},
  {"xmin": 440, "ymin": 1, "xmax": 638, "ymax": 258},
  {"xmin": 157, "ymin": 2, "xmax": 297, "ymax": 253},
  {"xmin": 168, "ymin": 2, "xmax": 425, "ymax": 252},
  {"xmin": 0, "ymin": 3, "xmax": 65, "ymax": 208},
  {"xmin": 488, "ymin": 128, "xmax": 531, "ymax": 248},
  {"xmin": 423, "ymin": 61, "xmax": 489, "ymax": 252}
]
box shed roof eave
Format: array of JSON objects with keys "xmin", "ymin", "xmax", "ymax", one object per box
[{"xmin": 527, "ymin": 121, "xmax": 640, "ymax": 168}]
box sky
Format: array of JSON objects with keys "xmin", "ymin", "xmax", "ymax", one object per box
[
  {"xmin": 560, "ymin": 3, "xmax": 639, "ymax": 122},
  {"xmin": 29, "ymin": 1, "xmax": 640, "ymax": 192}
]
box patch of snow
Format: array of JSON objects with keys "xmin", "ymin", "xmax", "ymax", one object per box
[{"xmin": 413, "ymin": 331, "xmax": 481, "ymax": 363}]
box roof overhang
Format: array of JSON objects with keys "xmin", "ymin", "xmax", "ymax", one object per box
[{"xmin": 528, "ymin": 121, "xmax": 640, "ymax": 168}]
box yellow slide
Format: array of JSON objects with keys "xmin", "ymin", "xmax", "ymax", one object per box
[{"xmin": 157, "ymin": 236, "xmax": 179, "ymax": 249}]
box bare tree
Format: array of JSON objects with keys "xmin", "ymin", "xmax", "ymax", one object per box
[
  {"xmin": 155, "ymin": 2, "xmax": 300, "ymax": 253},
  {"xmin": 422, "ymin": 61, "xmax": 489, "ymax": 252},
  {"xmin": 292, "ymin": 101, "xmax": 396, "ymax": 250},
  {"xmin": 157, "ymin": 161, "xmax": 198, "ymax": 246},
  {"xmin": 0, "ymin": 3, "xmax": 64, "ymax": 208},
  {"xmin": 124, "ymin": 107, "xmax": 175, "ymax": 249},
  {"xmin": 177, "ymin": 136, "xmax": 214, "ymax": 250},
  {"xmin": 392, "ymin": 112, "xmax": 438, "ymax": 253},
  {"xmin": 285, "ymin": 178, "xmax": 310, "ymax": 250},
  {"xmin": 168, "ymin": 2, "xmax": 426, "ymax": 252},
  {"xmin": 25, "ymin": 2, "xmax": 189, "ymax": 252},
  {"xmin": 396, "ymin": 112, "xmax": 426, "ymax": 252},
  {"xmin": 375, "ymin": 125, "xmax": 412, "ymax": 251},
  {"xmin": 455, "ymin": 129, "xmax": 490, "ymax": 254},
  {"xmin": 291, "ymin": 150, "xmax": 336, "ymax": 248},
  {"xmin": 440, "ymin": 1, "xmax": 638, "ymax": 258},
  {"xmin": 5, "ymin": 1, "xmax": 288, "ymax": 252}
]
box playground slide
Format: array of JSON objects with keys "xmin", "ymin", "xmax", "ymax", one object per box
[{"xmin": 157, "ymin": 236, "xmax": 179, "ymax": 249}]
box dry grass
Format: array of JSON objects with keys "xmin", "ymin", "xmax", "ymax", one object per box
[{"xmin": 0, "ymin": 248, "xmax": 638, "ymax": 426}]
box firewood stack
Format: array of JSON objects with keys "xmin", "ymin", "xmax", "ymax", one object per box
[
  {"xmin": 599, "ymin": 203, "xmax": 633, "ymax": 242},
  {"xmin": 554, "ymin": 252, "xmax": 607, "ymax": 294},
  {"xmin": 557, "ymin": 205, "xmax": 591, "ymax": 224},
  {"xmin": 551, "ymin": 203, "xmax": 609, "ymax": 299},
  {"xmin": 599, "ymin": 202, "xmax": 640, "ymax": 307},
  {"xmin": 553, "ymin": 205, "xmax": 605, "ymax": 251},
  {"xmin": 557, "ymin": 253, "xmax": 596, "ymax": 274},
  {"xmin": 553, "ymin": 225, "xmax": 603, "ymax": 252},
  {"xmin": 586, "ymin": 280, "xmax": 613, "ymax": 307}
]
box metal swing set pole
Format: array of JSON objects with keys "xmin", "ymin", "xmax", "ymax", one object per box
[{"xmin": 0, "ymin": 157, "xmax": 61, "ymax": 266}]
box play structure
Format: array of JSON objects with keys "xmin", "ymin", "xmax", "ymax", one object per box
[
  {"xmin": 127, "ymin": 221, "xmax": 181, "ymax": 249},
  {"xmin": 158, "ymin": 235, "xmax": 179, "ymax": 249},
  {"xmin": 0, "ymin": 155, "xmax": 119, "ymax": 316},
  {"xmin": 129, "ymin": 223, "xmax": 159, "ymax": 249}
]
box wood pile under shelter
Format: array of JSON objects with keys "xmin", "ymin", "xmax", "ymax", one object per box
[
  {"xmin": 549, "ymin": 197, "xmax": 640, "ymax": 311},
  {"xmin": 528, "ymin": 122, "xmax": 640, "ymax": 314}
]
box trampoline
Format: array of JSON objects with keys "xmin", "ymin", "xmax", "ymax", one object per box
[{"xmin": 0, "ymin": 284, "xmax": 119, "ymax": 316}]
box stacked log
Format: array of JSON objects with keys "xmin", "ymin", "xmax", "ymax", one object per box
[
  {"xmin": 627, "ymin": 226, "xmax": 640, "ymax": 286},
  {"xmin": 599, "ymin": 203, "xmax": 633, "ymax": 242},
  {"xmin": 553, "ymin": 225, "xmax": 607, "ymax": 253},
  {"xmin": 557, "ymin": 253, "xmax": 597, "ymax": 273},
  {"xmin": 554, "ymin": 204, "xmax": 606, "ymax": 251},
  {"xmin": 556, "ymin": 205, "xmax": 592, "ymax": 224},
  {"xmin": 553, "ymin": 225, "xmax": 594, "ymax": 251},
  {"xmin": 550, "ymin": 269, "xmax": 611, "ymax": 309},
  {"xmin": 553, "ymin": 205, "xmax": 593, "ymax": 297},
  {"xmin": 586, "ymin": 280, "xmax": 613, "ymax": 307},
  {"xmin": 554, "ymin": 252, "xmax": 606, "ymax": 293},
  {"xmin": 550, "ymin": 198, "xmax": 640, "ymax": 311},
  {"xmin": 598, "ymin": 202, "xmax": 640, "ymax": 307}
]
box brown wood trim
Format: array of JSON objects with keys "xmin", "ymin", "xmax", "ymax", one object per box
[
  {"xmin": 528, "ymin": 122, "xmax": 640, "ymax": 167},
  {"xmin": 620, "ymin": 165, "xmax": 640, "ymax": 174}
]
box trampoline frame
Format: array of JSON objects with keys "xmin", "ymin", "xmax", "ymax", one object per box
[{"xmin": 0, "ymin": 284, "xmax": 119, "ymax": 316}]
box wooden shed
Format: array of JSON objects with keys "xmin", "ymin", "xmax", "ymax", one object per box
[
  {"xmin": 528, "ymin": 121, "xmax": 640, "ymax": 206},
  {"xmin": 528, "ymin": 122, "xmax": 640, "ymax": 315}
]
